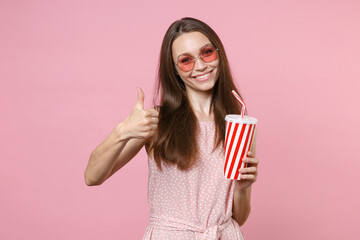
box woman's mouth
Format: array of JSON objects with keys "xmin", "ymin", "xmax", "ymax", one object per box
[{"xmin": 192, "ymin": 70, "xmax": 213, "ymax": 81}]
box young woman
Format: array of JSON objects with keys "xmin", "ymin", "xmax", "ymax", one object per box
[{"xmin": 84, "ymin": 17, "xmax": 259, "ymax": 240}]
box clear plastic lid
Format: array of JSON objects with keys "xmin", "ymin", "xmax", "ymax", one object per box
[{"xmin": 225, "ymin": 114, "xmax": 258, "ymax": 124}]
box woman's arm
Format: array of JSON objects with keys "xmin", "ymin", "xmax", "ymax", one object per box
[
  {"xmin": 84, "ymin": 123, "xmax": 145, "ymax": 186},
  {"xmin": 84, "ymin": 88, "xmax": 158, "ymax": 186},
  {"xmin": 232, "ymin": 186, "xmax": 252, "ymax": 226},
  {"xmin": 232, "ymin": 128, "xmax": 258, "ymax": 226}
]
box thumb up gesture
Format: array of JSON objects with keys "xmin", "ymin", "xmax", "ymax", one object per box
[{"xmin": 121, "ymin": 88, "xmax": 159, "ymax": 141}]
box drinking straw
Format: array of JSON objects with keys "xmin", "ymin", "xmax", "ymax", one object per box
[{"xmin": 231, "ymin": 90, "xmax": 246, "ymax": 118}]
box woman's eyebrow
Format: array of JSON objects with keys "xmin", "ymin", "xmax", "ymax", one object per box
[{"xmin": 177, "ymin": 43, "xmax": 213, "ymax": 58}]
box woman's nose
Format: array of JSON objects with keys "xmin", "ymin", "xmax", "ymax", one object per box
[{"xmin": 193, "ymin": 57, "xmax": 207, "ymax": 71}]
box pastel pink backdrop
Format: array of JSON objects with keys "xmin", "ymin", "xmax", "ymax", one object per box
[{"xmin": 1, "ymin": 0, "xmax": 359, "ymax": 239}]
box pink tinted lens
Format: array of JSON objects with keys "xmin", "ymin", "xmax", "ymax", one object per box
[
  {"xmin": 178, "ymin": 55, "xmax": 194, "ymax": 72},
  {"xmin": 201, "ymin": 46, "xmax": 217, "ymax": 63}
]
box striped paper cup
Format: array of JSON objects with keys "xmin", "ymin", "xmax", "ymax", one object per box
[{"xmin": 224, "ymin": 115, "xmax": 257, "ymax": 180}]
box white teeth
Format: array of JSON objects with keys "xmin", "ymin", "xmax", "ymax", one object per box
[{"xmin": 195, "ymin": 73, "xmax": 210, "ymax": 79}]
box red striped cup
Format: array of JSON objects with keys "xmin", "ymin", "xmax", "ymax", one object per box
[{"xmin": 224, "ymin": 115, "xmax": 257, "ymax": 180}]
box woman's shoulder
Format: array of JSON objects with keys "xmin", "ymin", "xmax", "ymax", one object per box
[{"xmin": 145, "ymin": 139, "xmax": 155, "ymax": 160}]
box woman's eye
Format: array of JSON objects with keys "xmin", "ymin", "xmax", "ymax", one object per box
[
  {"xmin": 180, "ymin": 57, "xmax": 192, "ymax": 64},
  {"xmin": 203, "ymin": 48, "xmax": 214, "ymax": 56}
]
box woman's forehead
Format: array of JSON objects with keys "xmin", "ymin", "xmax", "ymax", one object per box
[{"xmin": 172, "ymin": 32, "xmax": 211, "ymax": 57}]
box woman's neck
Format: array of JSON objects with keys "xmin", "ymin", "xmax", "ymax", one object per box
[{"xmin": 186, "ymin": 89, "xmax": 214, "ymax": 122}]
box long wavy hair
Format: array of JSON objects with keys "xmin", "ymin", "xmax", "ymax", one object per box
[{"xmin": 150, "ymin": 17, "xmax": 247, "ymax": 171}]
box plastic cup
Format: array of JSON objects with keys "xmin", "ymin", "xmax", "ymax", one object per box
[{"xmin": 224, "ymin": 115, "xmax": 258, "ymax": 180}]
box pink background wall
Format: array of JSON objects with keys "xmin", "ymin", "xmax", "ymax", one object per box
[{"xmin": 1, "ymin": 0, "xmax": 359, "ymax": 239}]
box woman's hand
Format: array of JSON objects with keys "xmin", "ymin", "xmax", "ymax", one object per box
[
  {"xmin": 117, "ymin": 88, "xmax": 159, "ymax": 141},
  {"xmin": 234, "ymin": 151, "xmax": 259, "ymax": 191}
]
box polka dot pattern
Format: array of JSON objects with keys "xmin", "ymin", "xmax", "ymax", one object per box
[{"xmin": 143, "ymin": 122, "xmax": 244, "ymax": 240}]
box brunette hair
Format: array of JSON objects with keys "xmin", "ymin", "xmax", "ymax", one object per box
[{"xmin": 151, "ymin": 17, "xmax": 247, "ymax": 170}]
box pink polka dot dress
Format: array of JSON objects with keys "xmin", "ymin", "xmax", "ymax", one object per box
[{"xmin": 143, "ymin": 122, "xmax": 244, "ymax": 240}]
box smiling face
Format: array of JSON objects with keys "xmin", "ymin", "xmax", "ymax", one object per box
[{"xmin": 172, "ymin": 31, "xmax": 220, "ymax": 96}]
